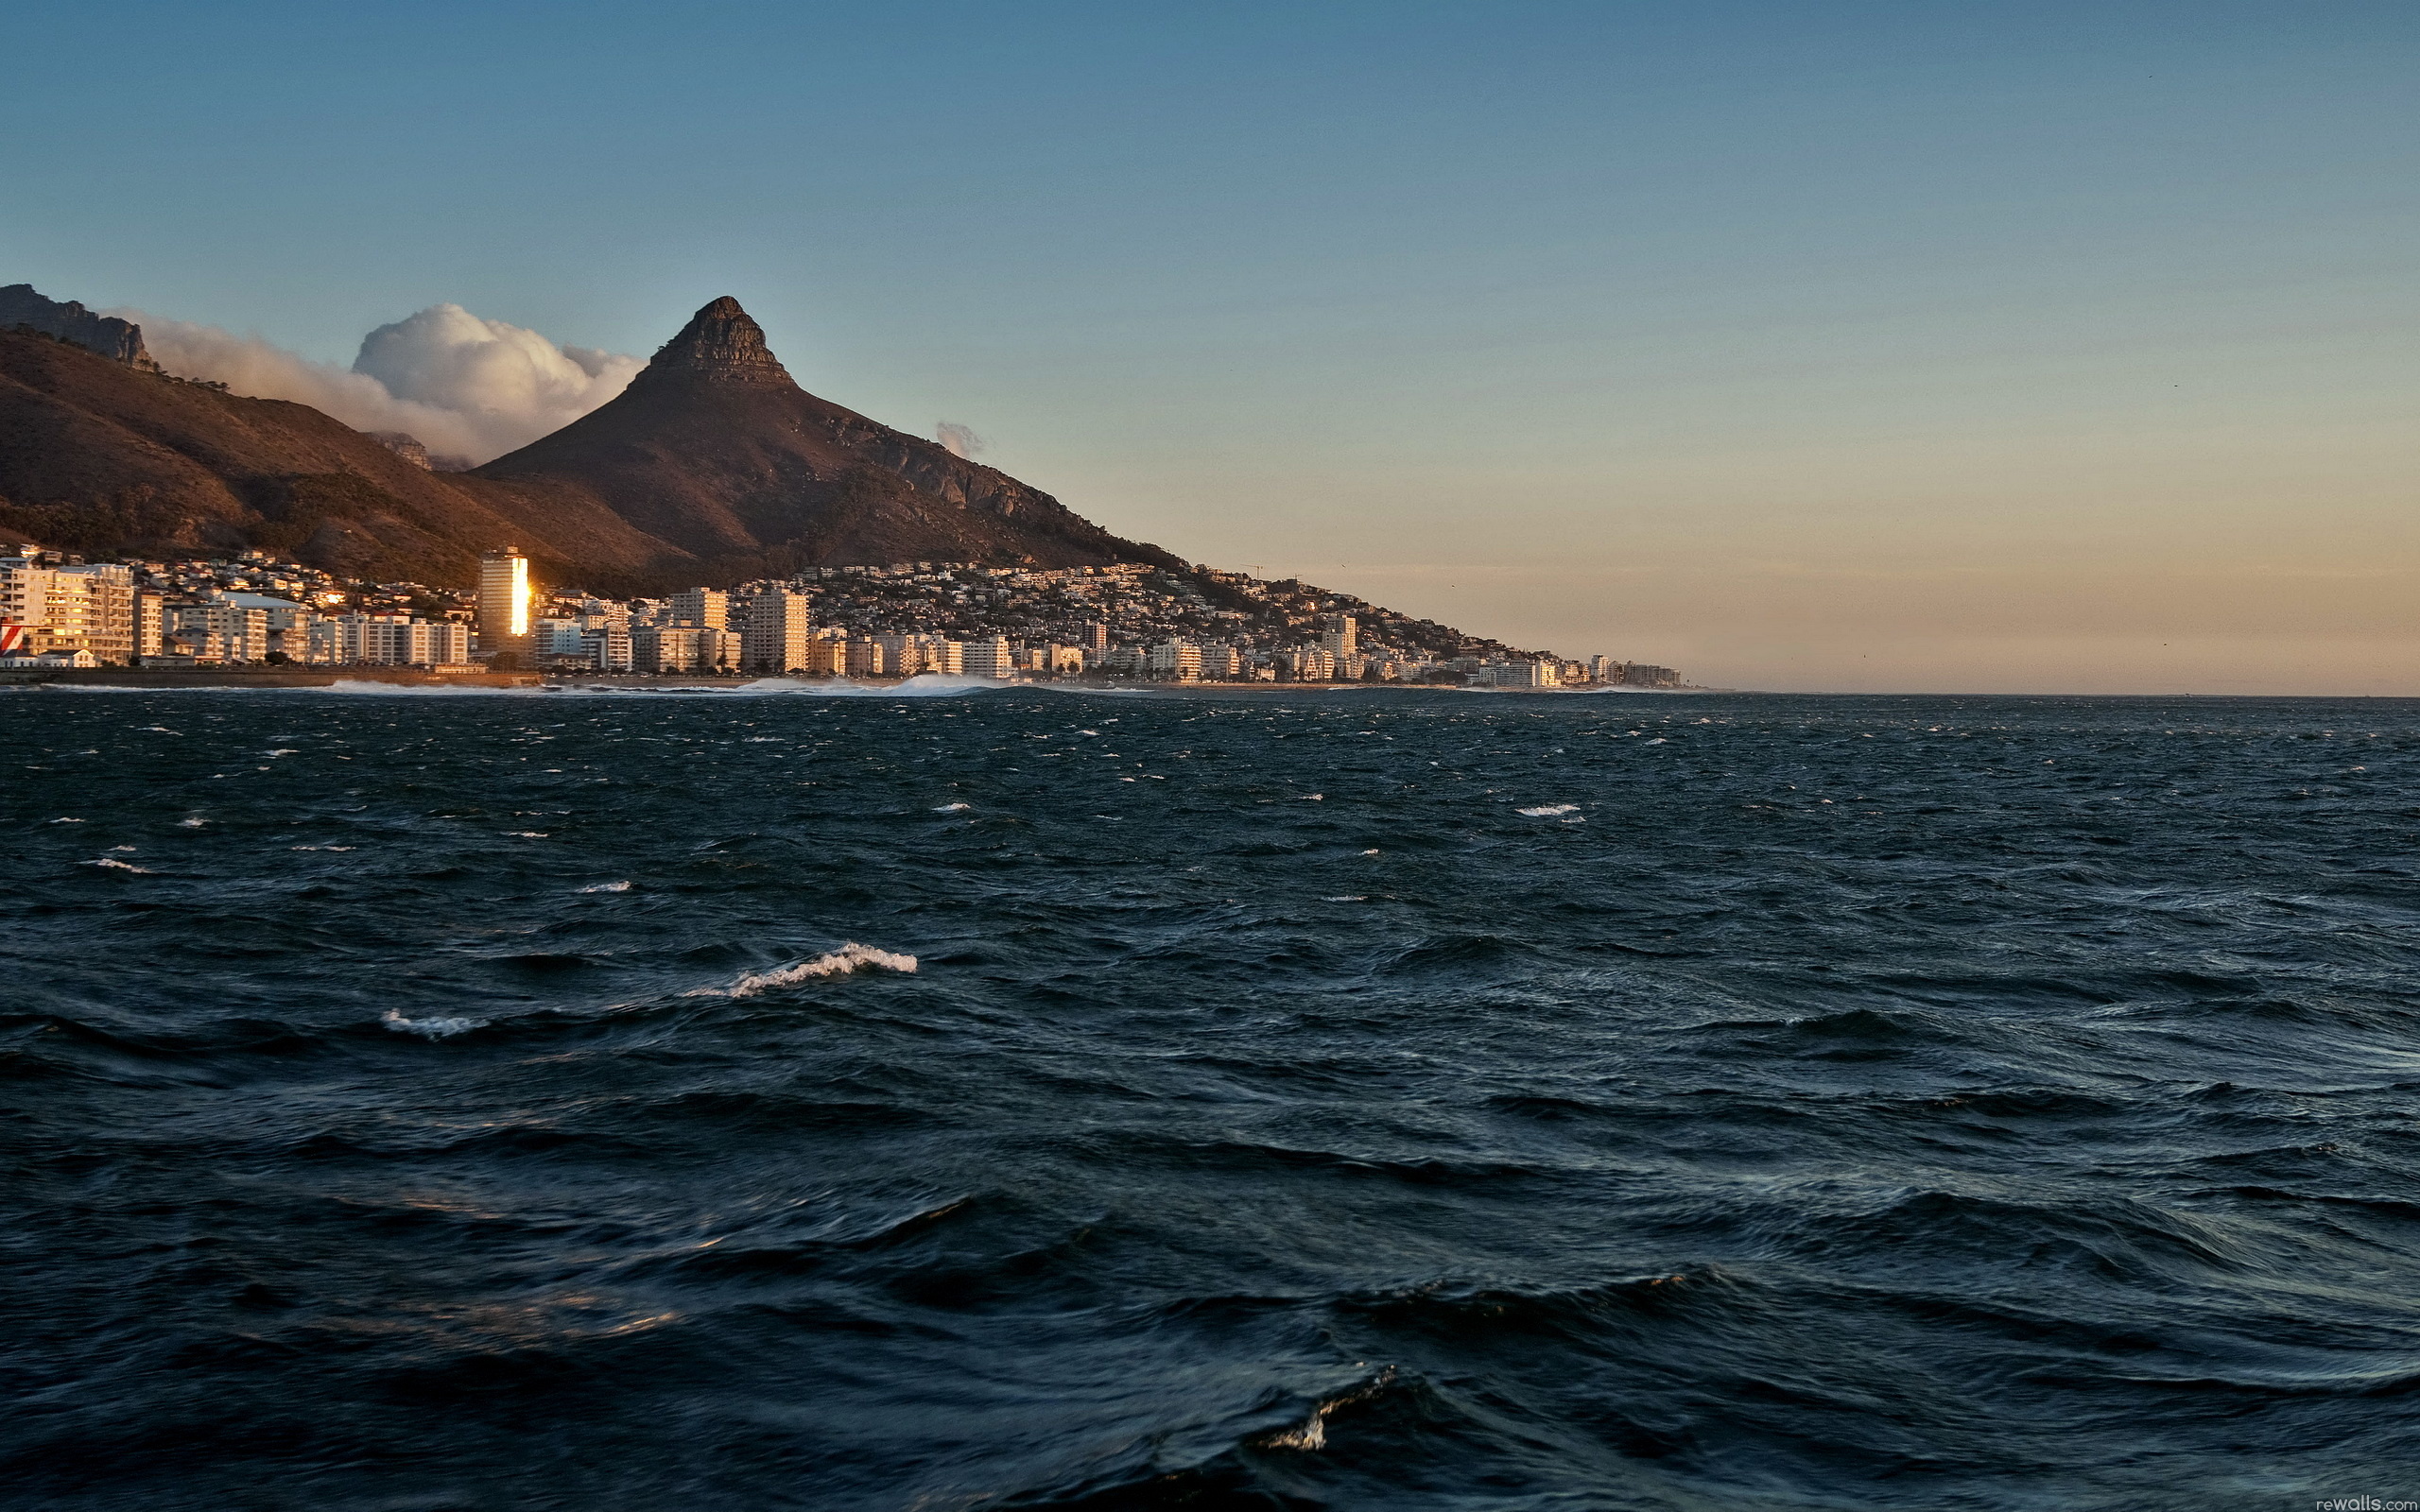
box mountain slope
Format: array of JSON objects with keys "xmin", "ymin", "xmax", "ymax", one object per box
[
  {"xmin": 0, "ymin": 327, "xmax": 686, "ymax": 583},
  {"xmin": 476, "ymin": 298, "xmax": 1183, "ymax": 577}
]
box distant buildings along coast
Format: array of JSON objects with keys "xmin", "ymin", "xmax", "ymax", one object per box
[{"xmin": 0, "ymin": 544, "xmax": 1685, "ymax": 688}]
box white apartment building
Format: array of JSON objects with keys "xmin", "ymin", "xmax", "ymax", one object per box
[
  {"xmin": 217, "ymin": 593, "xmax": 316, "ymax": 661},
  {"xmin": 740, "ymin": 591, "xmax": 813, "ymax": 672},
  {"xmin": 876, "ymin": 634, "xmax": 928, "ymax": 676},
  {"xmin": 307, "ymin": 615, "xmax": 472, "ymax": 666},
  {"xmin": 0, "ymin": 557, "xmax": 136, "ymax": 662},
  {"xmin": 168, "ymin": 602, "xmax": 270, "ymax": 663},
  {"xmin": 1198, "ymin": 644, "xmax": 1242, "ymax": 680},
  {"xmin": 1319, "ymin": 616, "xmax": 1357, "ymax": 661},
  {"xmin": 634, "ymin": 625, "xmax": 743, "ymax": 673},
  {"xmin": 584, "ymin": 626, "xmax": 634, "ymax": 672},
  {"xmin": 136, "ymin": 593, "xmax": 167, "ymax": 659},
  {"xmin": 667, "ymin": 588, "xmax": 730, "ymax": 628},
  {"xmin": 1484, "ymin": 661, "xmax": 1560, "ymax": 688},
  {"xmin": 534, "ymin": 619, "xmax": 591, "ymax": 659},
  {"xmin": 845, "ymin": 639, "xmax": 888, "ymax": 676},
  {"xmin": 961, "ymin": 636, "xmax": 1014, "ymax": 679},
  {"xmin": 1146, "ymin": 639, "xmax": 1201, "ymax": 681},
  {"xmin": 1277, "ymin": 645, "xmax": 1337, "ymax": 681}
]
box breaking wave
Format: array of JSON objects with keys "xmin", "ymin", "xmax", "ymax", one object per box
[
  {"xmin": 690, "ymin": 943, "xmax": 921, "ymax": 998},
  {"xmin": 380, "ymin": 1009, "xmax": 490, "ymax": 1040}
]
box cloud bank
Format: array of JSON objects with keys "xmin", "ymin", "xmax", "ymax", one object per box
[
  {"xmin": 934, "ymin": 421, "xmax": 986, "ymax": 458},
  {"xmin": 115, "ymin": 304, "xmax": 642, "ymax": 466}
]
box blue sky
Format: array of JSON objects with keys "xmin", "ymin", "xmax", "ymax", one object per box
[{"xmin": 9, "ymin": 2, "xmax": 2416, "ymax": 690}]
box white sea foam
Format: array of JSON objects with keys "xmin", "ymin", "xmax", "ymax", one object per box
[
  {"xmin": 48, "ymin": 817, "xmax": 83, "ymax": 824},
  {"xmin": 382, "ymin": 1009, "xmax": 489, "ymax": 1040},
  {"xmin": 933, "ymin": 802, "xmax": 972, "ymax": 813},
  {"xmin": 1517, "ymin": 803, "xmax": 1581, "ymax": 816},
  {"xmin": 86, "ymin": 857, "xmax": 154, "ymax": 873},
  {"xmin": 692, "ymin": 943, "xmax": 920, "ymax": 998},
  {"xmin": 579, "ymin": 880, "xmax": 631, "ymax": 893},
  {"xmin": 179, "ymin": 816, "xmax": 207, "ymax": 828},
  {"xmin": 505, "ymin": 831, "xmax": 549, "ymax": 838}
]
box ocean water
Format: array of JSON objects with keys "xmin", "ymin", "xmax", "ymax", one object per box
[{"xmin": 7, "ymin": 683, "xmax": 2418, "ymax": 1511}]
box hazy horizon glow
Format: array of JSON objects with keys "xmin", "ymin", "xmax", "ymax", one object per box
[{"xmin": 7, "ymin": 1, "xmax": 2414, "ymax": 692}]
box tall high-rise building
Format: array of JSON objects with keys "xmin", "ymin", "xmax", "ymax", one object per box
[
  {"xmin": 667, "ymin": 588, "xmax": 729, "ymax": 629},
  {"xmin": 135, "ymin": 592, "xmax": 167, "ymax": 660},
  {"xmin": 477, "ymin": 548, "xmax": 531, "ymax": 661},
  {"xmin": 739, "ymin": 591, "xmax": 813, "ymax": 672},
  {"xmin": 1083, "ymin": 621, "xmax": 1109, "ymax": 653},
  {"xmin": 1319, "ymin": 615, "xmax": 1357, "ymax": 661}
]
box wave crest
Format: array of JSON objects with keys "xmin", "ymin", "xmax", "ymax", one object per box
[
  {"xmin": 693, "ymin": 944, "xmax": 920, "ymax": 998},
  {"xmin": 381, "ymin": 1009, "xmax": 490, "ymax": 1040}
]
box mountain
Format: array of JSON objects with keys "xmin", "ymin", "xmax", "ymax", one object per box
[
  {"xmin": 0, "ymin": 291, "xmax": 1183, "ymax": 590},
  {"xmin": 0, "ymin": 323, "xmax": 680, "ymax": 583},
  {"xmin": 475, "ymin": 298, "xmax": 1183, "ymax": 578}
]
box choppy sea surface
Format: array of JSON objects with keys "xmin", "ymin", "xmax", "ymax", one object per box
[{"xmin": 7, "ymin": 682, "xmax": 2418, "ymax": 1511}]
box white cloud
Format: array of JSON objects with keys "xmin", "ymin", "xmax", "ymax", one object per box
[
  {"xmin": 934, "ymin": 421, "xmax": 986, "ymax": 458},
  {"xmin": 353, "ymin": 304, "xmax": 643, "ymax": 461},
  {"xmin": 111, "ymin": 303, "xmax": 641, "ymax": 466}
]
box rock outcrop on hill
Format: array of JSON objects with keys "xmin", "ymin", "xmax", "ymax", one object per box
[
  {"xmin": 1, "ymin": 284, "xmax": 158, "ymax": 369},
  {"xmin": 0, "ymin": 291, "xmax": 1180, "ymax": 589},
  {"xmin": 367, "ymin": 431, "xmax": 433, "ymax": 469}
]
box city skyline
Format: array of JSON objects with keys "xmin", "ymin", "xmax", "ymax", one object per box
[
  {"xmin": 1, "ymin": 541, "xmax": 1678, "ymax": 689},
  {"xmin": 8, "ymin": 4, "xmax": 2412, "ymax": 693}
]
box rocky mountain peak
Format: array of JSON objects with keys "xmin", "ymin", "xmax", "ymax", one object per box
[
  {"xmin": 640, "ymin": 296, "xmax": 792, "ymax": 386},
  {"xmin": 1, "ymin": 283, "xmax": 158, "ymax": 369}
]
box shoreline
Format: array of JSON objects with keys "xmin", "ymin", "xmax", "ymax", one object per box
[{"xmin": 13, "ymin": 668, "xmax": 1699, "ymax": 693}]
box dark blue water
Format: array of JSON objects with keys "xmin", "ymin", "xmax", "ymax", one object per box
[{"xmin": 8, "ymin": 685, "xmax": 2418, "ymax": 1510}]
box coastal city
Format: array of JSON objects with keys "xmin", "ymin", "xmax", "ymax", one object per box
[{"xmin": 0, "ymin": 544, "xmax": 1684, "ymax": 689}]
